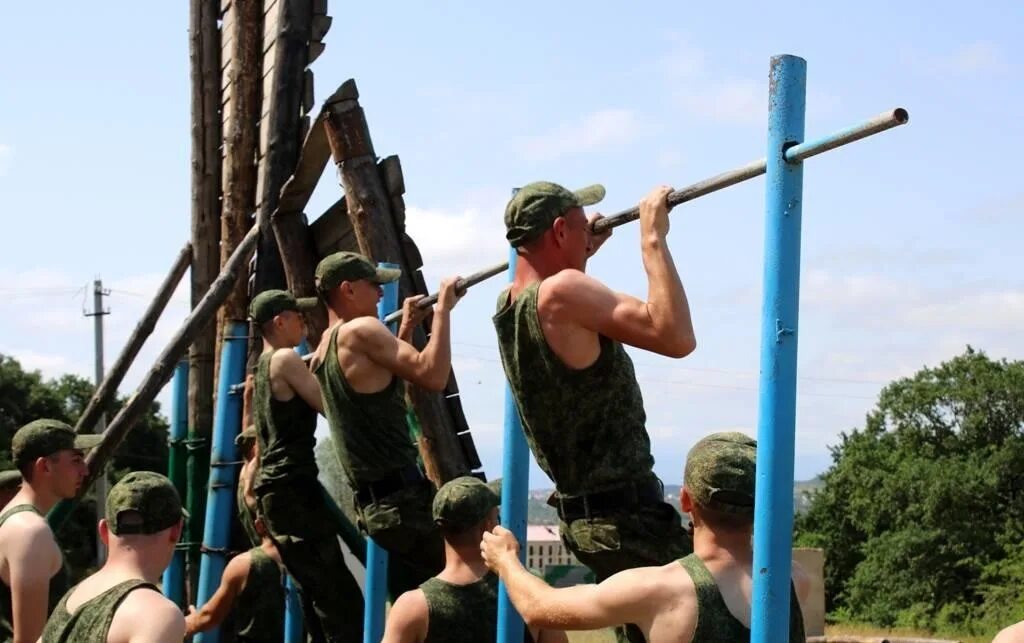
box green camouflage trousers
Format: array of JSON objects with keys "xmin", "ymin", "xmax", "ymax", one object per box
[
  {"xmin": 356, "ymin": 480, "xmax": 444, "ymax": 596},
  {"xmin": 258, "ymin": 479, "xmax": 364, "ymax": 643},
  {"xmin": 560, "ymin": 501, "xmax": 693, "ymax": 643}
]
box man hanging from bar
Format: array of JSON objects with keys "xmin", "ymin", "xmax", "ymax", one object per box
[
  {"xmin": 481, "ymin": 433, "xmax": 810, "ymax": 643},
  {"xmin": 249, "ymin": 289, "xmax": 364, "ymax": 642},
  {"xmin": 381, "ymin": 476, "xmax": 567, "ymax": 643},
  {"xmin": 310, "ymin": 251, "xmax": 463, "ymax": 594},
  {"xmin": 493, "ymin": 182, "xmax": 697, "ymax": 642}
]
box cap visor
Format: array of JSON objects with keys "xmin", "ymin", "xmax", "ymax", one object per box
[
  {"xmin": 73, "ymin": 434, "xmax": 104, "ymax": 451},
  {"xmin": 573, "ymin": 184, "xmax": 606, "ymax": 207},
  {"xmin": 295, "ymin": 297, "xmax": 321, "ymax": 312},
  {"xmin": 371, "ymin": 267, "xmax": 402, "ymax": 284}
]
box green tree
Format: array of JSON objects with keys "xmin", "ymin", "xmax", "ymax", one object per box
[
  {"xmin": 0, "ymin": 354, "xmax": 170, "ymax": 579},
  {"xmin": 795, "ymin": 347, "xmax": 1024, "ymax": 631}
]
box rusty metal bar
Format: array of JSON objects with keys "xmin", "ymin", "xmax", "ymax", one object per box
[{"xmin": 383, "ymin": 106, "xmax": 909, "ymax": 325}]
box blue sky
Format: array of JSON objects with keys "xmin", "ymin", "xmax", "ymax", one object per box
[{"xmin": 1, "ymin": 2, "xmax": 1021, "ymax": 488}]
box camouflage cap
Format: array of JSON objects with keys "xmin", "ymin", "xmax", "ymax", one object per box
[
  {"xmin": 11, "ymin": 419, "xmax": 103, "ymax": 468},
  {"xmin": 106, "ymin": 471, "xmax": 188, "ymax": 536},
  {"xmin": 433, "ymin": 476, "xmax": 500, "ymax": 531},
  {"xmin": 0, "ymin": 470, "xmax": 22, "ymax": 490},
  {"xmin": 234, "ymin": 425, "xmax": 257, "ymax": 447},
  {"xmin": 684, "ymin": 432, "xmax": 757, "ymax": 515},
  {"xmin": 314, "ymin": 252, "xmax": 401, "ymax": 294},
  {"xmin": 249, "ymin": 289, "xmax": 319, "ymax": 324},
  {"xmin": 504, "ymin": 181, "xmax": 606, "ymax": 248}
]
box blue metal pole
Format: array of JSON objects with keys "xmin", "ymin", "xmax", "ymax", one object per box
[
  {"xmin": 497, "ymin": 241, "xmax": 529, "ymax": 643},
  {"xmin": 194, "ymin": 321, "xmax": 248, "ymax": 643},
  {"xmin": 751, "ymin": 54, "xmax": 806, "ymax": 643},
  {"xmin": 363, "ymin": 263, "xmax": 399, "ymax": 643},
  {"xmin": 283, "ymin": 575, "xmax": 304, "ymax": 642},
  {"xmin": 162, "ymin": 360, "xmax": 189, "ymax": 607}
]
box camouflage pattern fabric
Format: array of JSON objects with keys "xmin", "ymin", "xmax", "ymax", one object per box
[
  {"xmin": 0, "ymin": 504, "xmax": 67, "ymax": 643},
  {"xmin": 248, "ymin": 289, "xmax": 318, "ymax": 324},
  {"xmin": 503, "ymin": 181, "xmax": 606, "ymax": 247},
  {"xmin": 258, "ymin": 480, "xmax": 364, "ymax": 643},
  {"xmin": 11, "ymin": 419, "xmax": 101, "ymax": 468},
  {"xmin": 679, "ymin": 554, "xmax": 806, "ymax": 643},
  {"xmin": 252, "ymin": 353, "xmax": 319, "ymax": 489},
  {"xmin": 314, "ymin": 251, "xmax": 401, "ymax": 294},
  {"xmin": 314, "ymin": 326, "xmax": 419, "ymax": 485},
  {"xmin": 40, "ymin": 579, "xmax": 156, "ymax": 643},
  {"xmin": 492, "ymin": 282, "xmax": 656, "ymax": 497},
  {"xmin": 684, "ymin": 432, "xmax": 757, "ymax": 515},
  {"xmin": 419, "ymin": 573, "xmax": 505, "ymax": 643},
  {"xmin": 432, "ymin": 476, "xmax": 499, "ymax": 530},
  {"xmin": 236, "ymin": 478, "xmax": 259, "ymax": 547},
  {"xmin": 357, "ymin": 481, "xmax": 444, "ymax": 595},
  {"xmin": 233, "ymin": 547, "xmax": 285, "ymax": 642},
  {"xmin": 105, "ymin": 471, "xmax": 186, "ymax": 535}
]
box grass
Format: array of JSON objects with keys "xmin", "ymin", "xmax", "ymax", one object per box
[
  {"xmin": 562, "ymin": 624, "xmax": 1002, "ymax": 642},
  {"xmin": 827, "ymin": 623, "xmax": 998, "ymax": 643}
]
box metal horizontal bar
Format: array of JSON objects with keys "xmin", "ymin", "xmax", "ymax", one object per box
[{"xmin": 380, "ymin": 107, "xmax": 908, "ymax": 327}]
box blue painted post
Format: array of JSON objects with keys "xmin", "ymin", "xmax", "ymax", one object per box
[
  {"xmin": 194, "ymin": 321, "xmax": 248, "ymax": 643},
  {"xmin": 283, "ymin": 575, "xmax": 304, "ymax": 642},
  {"xmin": 497, "ymin": 241, "xmax": 529, "ymax": 643},
  {"xmin": 751, "ymin": 54, "xmax": 806, "ymax": 643},
  {"xmin": 363, "ymin": 262, "xmax": 399, "ymax": 643},
  {"xmin": 162, "ymin": 360, "xmax": 189, "ymax": 607}
]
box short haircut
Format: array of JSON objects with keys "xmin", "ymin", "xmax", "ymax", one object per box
[{"xmin": 696, "ymin": 502, "xmax": 754, "ymax": 531}]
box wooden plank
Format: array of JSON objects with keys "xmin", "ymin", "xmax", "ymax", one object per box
[
  {"xmin": 309, "ymin": 197, "xmax": 359, "ymax": 257},
  {"xmin": 311, "ymin": 14, "xmax": 332, "ymax": 41},
  {"xmin": 312, "ymin": 0, "xmax": 327, "ymax": 14},
  {"xmin": 308, "ymin": 40, "xmax": 326, "ymax": 64},
  {"xmin": 301, "ymin": 69, "xmax": 314, "ymax": 115}
]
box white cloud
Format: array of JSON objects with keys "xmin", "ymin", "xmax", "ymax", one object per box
[
  {"xmin": 679, "ymin": 79, "xmax": 763, "ymax": 125},
  {"xmin": 0, "ymin": 347, "xmax": 85, "ymax": 380},
  {"xmin": 948, "ymin": 41, "xmax": 1006, "ymax": 73},
  {"xmin": 519, "ymin": 109, "xmax": 645, "ymax": 162},
  {"xmin": 404, "ymin": 199, "xmax": 510, "ymax": 279},
  {"xmin": 0, "ymin": 144, "xmax": 12, "ymax": 176}
]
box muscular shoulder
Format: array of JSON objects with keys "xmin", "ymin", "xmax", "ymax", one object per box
[
  {"xmin": 223, "ymin": 551, "xmax": 253, "ymax": 588},
  {"xmin": 2, "ymin": 511, "xmax": 58, "ymax": 560},
  {"xmin": 110, "ymin": 587, "xmax": 185, "ymax": 643},
  {"xmin": 994, "ymin": 620, "xmax": 1024, "ymax": 643},
  {"xmin": 538, "ymin": 270, "xmax": 608, "ymax": 318},
  {"xmin": 386, "ymin": 588, "xmax": 428, "ymax": 640}
]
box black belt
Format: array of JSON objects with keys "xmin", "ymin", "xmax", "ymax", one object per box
[
  {"xmin": 550, "ymin": 479, "xmax": 665, "ymax": 522},
  {"xmin": 355, "ymin": 464, "xmax": 425, "ymax": 506}
]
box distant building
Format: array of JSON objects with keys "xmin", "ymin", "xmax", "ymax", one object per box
[{"xmin": 525, "ymin": 525, "xmax": 577, "ymax": 573}]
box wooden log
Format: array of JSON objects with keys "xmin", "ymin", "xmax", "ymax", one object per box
[
  {"xmin": 73, "ymin": 243, "xmax": 192, "ymax": 437},
  {"xmin": 271, "ymin": 105, "xmax": 334, "ymax": 347},
  {"xmin": 51, "ymin": 225, "xmax": 260, "ymax": 529},
  {"xmin": 187, "ymin": 0, "xmax": 221, "ymax": 597},
  {"xmin": 219, "ymin": 0, "xmax": 262, "ymax": 323},
  {"xmin": 310, "ymin": 197, "xmax": 358, "ymax": 256},
  {"xmin": 323, "ymin": 79, "xmax": 472, "ymax": 484}
]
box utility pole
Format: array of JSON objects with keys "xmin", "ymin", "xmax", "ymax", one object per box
[{"xmin": 85, "ymin": 278, "xmax": 110, "ymax": 564}]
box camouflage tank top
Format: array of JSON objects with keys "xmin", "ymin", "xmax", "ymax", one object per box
[
  {"xmin": 41, "ymin": 579, "xmax": 155, "ymax": 643},
  {"xmin": 314, "ymin": 325, "xmax": 418, "ymax": 485},
  {"xmin": 0, "ymin": 504, "xmax": 68, "ymax": 643},
  {"xmin": 253, "ymin": 351, "xmax": 319, "ymax": 489},
  {"xmin": 679, "ymin": 554, "xmax": 806, "ymax": 643},
  {"xmin": 236, "ymin": 475, "xmax": 259, "ymax": 547},
  {"xmin": 493, "ymin": 282, "xmax": 655, "ymax": 496},
  {"xmin": 234, "ymin": 547, "xmax": 285, "ymax": 642},
  {"xmin": 420, "ymin": 572, "xmax": 535, "ymax": 643}
]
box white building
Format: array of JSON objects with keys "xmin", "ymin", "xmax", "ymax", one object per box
[{"xmin": 525, "ymin": 525, "xmax": 577, "ymax": 573}]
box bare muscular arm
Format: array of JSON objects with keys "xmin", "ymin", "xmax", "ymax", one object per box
[
  {"xmin": 271, "ymin": 348, "xmax": 325, "ymax": 414},
  {"xmin": 8, "ymin": 519, "xmax": 59, "ymax": 643}
]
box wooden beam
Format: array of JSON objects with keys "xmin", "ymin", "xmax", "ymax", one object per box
[
  {"xmin": 74, "ymin": 243, "xmax": 192, "ymax": 436},
  {"xmin": 219, "ymin": 0, "xmax": 262, "ymax": 324},
  {"xmin": 50, "ymin": 226, "xmax": 260, "ymax": 530},
  {"xmin": 323, "ymin": 79, "xmax": 473, "ymax": 484}
]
